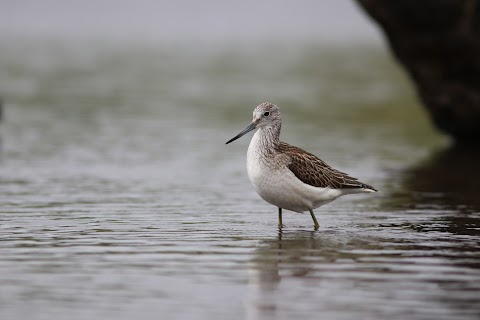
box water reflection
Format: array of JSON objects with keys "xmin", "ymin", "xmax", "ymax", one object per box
[
  {"xmin": 382, "ymin": 144, "xmax": 480, "ymax": 236},
  {"xmin": 247, "ymin": 230, "xmax": 381, "ymax": 319},
  {"xmin": 405, "ymin": 144, "xmax": 480, "ymax": 210},
  {"xmin": 247, "ymin": 226, "xmax": 480, "ymax": 319}
]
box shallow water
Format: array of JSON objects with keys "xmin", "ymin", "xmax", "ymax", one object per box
[{"xmin": 0, "ymin": 38, "xmax": 479, "ymax": 320}]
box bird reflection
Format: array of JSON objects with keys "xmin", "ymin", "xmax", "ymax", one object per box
[
  {"xmin": 245, "ymin": 229, "xmax": 378, "ymax": 319},
  {"xmin": 246, "ymin": 230, "xmax": 313, "ymax": 319}
]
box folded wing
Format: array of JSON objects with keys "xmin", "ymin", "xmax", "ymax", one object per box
[{"xmin": 278, "ymin": 142, "xmax": 377, "ymax": 191}]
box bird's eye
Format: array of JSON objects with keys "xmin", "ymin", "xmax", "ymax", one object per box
[{"xmin": 263, "ymin": 111, "xmax": 270, "ymax": 117}]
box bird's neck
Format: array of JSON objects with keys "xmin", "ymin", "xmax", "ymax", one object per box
[{"xmin": 255, "ymin": 123, "xmax": 281, "ymax": 150}]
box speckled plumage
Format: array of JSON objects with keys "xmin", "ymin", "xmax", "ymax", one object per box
[
  {"xmin": 278, "ymin": 142, "xmax": 376, "ymax": 191},
  {"xmin": 226, "ymin": 102, "xmax": 377, "ymax": 229}
]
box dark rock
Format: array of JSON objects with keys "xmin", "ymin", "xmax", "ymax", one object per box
[{"xmin": 357, "ymin": 0, "xmax": 480, "ymax": 143}]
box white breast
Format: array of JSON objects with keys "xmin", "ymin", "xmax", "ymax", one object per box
[
  {"xmin": 246, "ymin": 130, "xmax": 265, "ymax": 190},
  {"xmin": 246, "ymin": 130, "xmax": 343, "ymax": 213}
]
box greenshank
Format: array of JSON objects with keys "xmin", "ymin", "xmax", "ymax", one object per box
[{"xmin": 226, "ymin": 102, "xmax": 377, "ymax": 229}]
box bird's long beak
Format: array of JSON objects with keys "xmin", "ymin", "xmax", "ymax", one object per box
[{"xmin": 226, "ymin": 122, "xmax": 257, "ymax": 144}]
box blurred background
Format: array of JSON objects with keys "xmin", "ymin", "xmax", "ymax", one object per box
[{"xmin": 0, "ymin": 1, "xmax": 479, "ymax": 320}]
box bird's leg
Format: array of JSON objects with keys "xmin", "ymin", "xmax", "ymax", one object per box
[
  {"xmin": 308, "ymin": 209, "xmax": 319, "ymax": 230},
  {"xmin": 278, "ymin": 207, "xmax": 283, "ymax": 228}
]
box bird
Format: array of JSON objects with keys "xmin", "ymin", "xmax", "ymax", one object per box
[{"xmin": 226, "ymin": 102, "xmax": 377, "ymax": 230}]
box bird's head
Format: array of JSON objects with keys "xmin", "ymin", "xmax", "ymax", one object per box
[{"xmin": 226, "ymin": 102, "xmax": 281, "ymax": 144}]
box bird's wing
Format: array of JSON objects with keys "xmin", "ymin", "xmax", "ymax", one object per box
[{"xmin": 277, "ymin": 142, "xmax": 376, "ymax": 190}]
